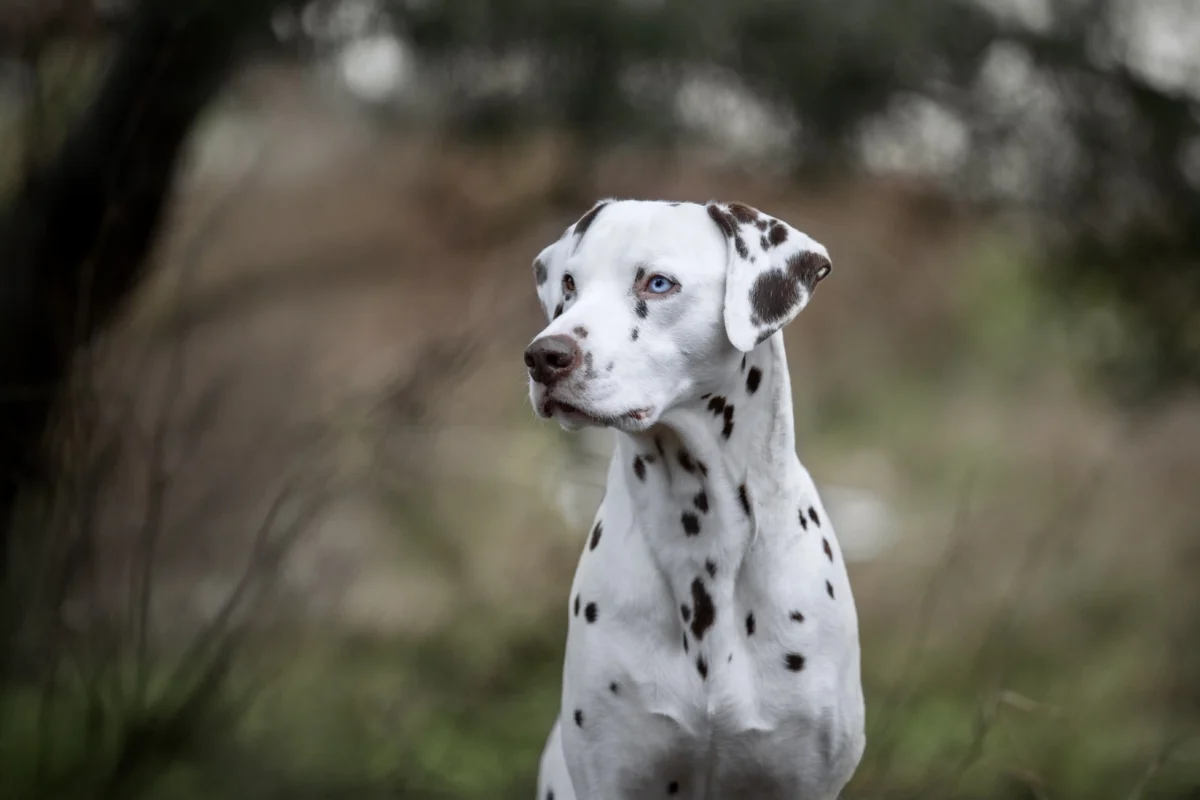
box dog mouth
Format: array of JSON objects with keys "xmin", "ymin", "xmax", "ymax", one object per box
[{"xmin": 540, "ymin": 396, "xmax": 652, "ymax": 427}]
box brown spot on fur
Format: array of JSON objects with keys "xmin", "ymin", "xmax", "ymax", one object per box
[
  {"xmin": 573, "ymin": 326, "xmax": 588, "ymax": 339},
  {"xmin": 706, "ymin": 203, "xmax": 736, "ymax": 239},
  {"xmin": 749, "ymin": 250, "xmax": 831, "ymax": 328},
  {"xmin": 573, "ymin": 202, "xmax": 607, "ymax": 240},
  {"xmin": 735, "ymin": 235, "xmax": 750, "ymax": 259},
  {"xmin": 727, "ymin": 202, "xmax": 759, "ymax": 224},
  {"xmin": 769, "ymin": 222, "xmax": 789, "ymax": 246}
]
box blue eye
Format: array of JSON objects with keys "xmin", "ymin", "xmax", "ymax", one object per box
[{"xmin": 647, "ymin": 275, "xmax": 675, "ymax": 294}]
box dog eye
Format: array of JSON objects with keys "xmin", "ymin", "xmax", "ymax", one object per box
[
  {"xmin": 647, "ymin": 275, "xmax": 676, "ymax": 294},
  {"xmin": 562, "ymin": 274, "xmax": 576, "ymax": 293}
]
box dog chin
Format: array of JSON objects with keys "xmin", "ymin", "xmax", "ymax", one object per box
[{"xmin": 536, "ymin": 395, "xmax": 655, "ymax": 432}]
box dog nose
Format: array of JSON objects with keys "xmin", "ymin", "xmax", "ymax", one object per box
[{"xmin": 524, "ymin": 334, "xmax": 581, "ymax": 385}]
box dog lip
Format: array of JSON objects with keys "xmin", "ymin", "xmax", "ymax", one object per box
[{"xmin": 542, "ymin": 396, "xmax": 652, "ymax": 424}]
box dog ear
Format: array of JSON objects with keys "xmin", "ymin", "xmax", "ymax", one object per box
[
  {"xmin": 532, "ymin": 199, "xmax": 615, "ymax": 323},
  {"xmin": 706, "ymin": 201, "xmax": 832, "ymax": 352},
  {"xmin": 532, "ymin": 239, "xmax": 566, "ymax": 323}
]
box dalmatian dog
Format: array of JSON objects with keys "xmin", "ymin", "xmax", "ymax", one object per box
[{"xmin": 524, "ymin": 199, "xmax": 865, "ymax": 800}]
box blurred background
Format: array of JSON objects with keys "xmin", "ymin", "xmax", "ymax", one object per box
[{"xmin": 1, "ymin": 0, "xmax": 1199, "ymax": 797}]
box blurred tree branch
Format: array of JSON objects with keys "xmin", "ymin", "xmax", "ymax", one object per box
[{"xmin": 0, "ymin": 0, "xmax": 282, "ymax": 607}]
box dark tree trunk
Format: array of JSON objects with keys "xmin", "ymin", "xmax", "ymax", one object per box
[{"xmin": 0, "ymin": 0, "xmax": 278, "ymax": 598}]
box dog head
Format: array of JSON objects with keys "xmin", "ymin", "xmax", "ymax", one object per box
[{"xmin": 524, "ymin": 199, "xmax": 831, "ymax": 432}]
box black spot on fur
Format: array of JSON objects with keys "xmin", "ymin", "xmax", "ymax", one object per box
[
  {"xmin": 735, "ymin": 235, "xmax": 749, "ymax": 260},
  {"xmin": 808, "ymin": 506, "xmax": 821, "ymax": 527},
  {"xmin": 746, "ymin": 366, "xmax": 763, "ymax": 394},
  {"xmin": 701, "ymin": 392, "xmax": 712, "ymax": 399},
  {"xmin": 707, "ymin": 396, "xmax": 727, "ymax": 414},
  {"xmin": 610, "ymin": 682, "xmax": 619, "ymax": 694},
  {"xmin": 705, "ymin": 559, "xmax": 717, "ymax": 578},
  {"xmin": 573, "ymin": 326, "xmax": 588, "ymax": 339},
  {"xmin": 606, "ymin": 361, "xmax": 614, "ymax": 372},
  {"xmin": 631, "ymin": 327, "xmax": 639, "ymax": 341},
  {"xmin": 635, "ymin": 299, "xmax": 649, "ymax": 319},
  {"xmin": 678, "ymin": 450, "xmax": 696, "ymax": 473},
  {"xmin": 655, "ymin": 437, "xmax": 666, "ymax": 459},
  {"xmin": 790, "ymin": 610, "xmax": 806, "ymax": 623},
  {"xmin": 668, "ymin": 781, "xmax": 680, "ymax": 795},
  {"xmin": 681, "ymin": 604, "xmax": 691, "ymax": 622},
  {"xmin": 573, "ymin": 202, "xmax": 607, "ymax": 241},
  {"xmin": 681, "ymin": 511, "xmax": 701, "ymax": 536},
  {"xmin": 799, "ymin": 507, "xmax": 808, "ymax": 530},
  {"xmin": 826, "ymin": 580, "xmax": 835, "ymax": 599},
  {"xmin": 534, "ymin": 259, "xmax": 548, "ymax": 285},
  {"xmin": 635, "ymin": 266, "xmax": 646, "ymax": 283},
  {"xmin": 683, "ymin": 633, "xmax": 689, "ymax": 653},
  {"xmin": 823, "ymin": 538, "xmax": 833, "ymax": 561},
  {"xmin": 696, "ymin": 655, "xmax": 708, "ymax": 679},
  {"xmin": 722, "ymin": 404, "xmax": 735, "ymax": 439},
  {"xmin": 760, "ymin": 234, "xmax": 770, "ymax": 250},
  {"xmin": 746, "ymin": 612, "xmax": 756, "ymax": 636},
  {"xmin": 547, "ymin": 791, "xmax": 554, "ymax": 800},
  {"xmin": 553, "ymin": 302, "xmax": 563, "ymax": 320},
  {"xmin": 589, "ymin": 521, "xmax": 602, "ymax": 550},
  {"xmin": 689, "ymin": 578, "xmax": 715, "ymax": 640},
  {"xmin": 785, "ymin": 653, "xmax": 806, "ymax": 672},
  {"xmin": 697, "ymin": 460, "xmax": 708, "ymax": 477},
  {"xmin": 740, "ymin": 355, "xmax": 746, "ymax": 372},
  {"xmin": 643, "ymin": 453, "xmax": 656, "ymax": 464},
  {"xmin": 738, "ymin": 484, "xmax": 751, "ymax": 516},
  {"xmin": 633, "ymin": 456, "xmax": 646, "ymax": 481},
  {"xmin": 574, "ymin": 708, "xmax": 584, "ymax": 727},
  {"xmin": 706, "ymin": 203, "xmax": 736, "ymax": 239},
  {"xmin": 585, "ymin": 602, "xmax": 598, "ymax": 623},
  {"xmin": 693, "ymin": 490, "xmax": 709, "ymax": 513},
  {"xmin": 574, "ymin": 594, "xmax": 580, "ymax": 616}
]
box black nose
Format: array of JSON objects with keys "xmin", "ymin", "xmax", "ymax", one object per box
[{"xmin": 524, "ymin": 334, "xmax": 581, "ymax": 385}]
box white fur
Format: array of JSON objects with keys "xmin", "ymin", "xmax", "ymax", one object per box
[{"xmin": 528, "ymin": 199, "xmax": 864, "ymax": 800}]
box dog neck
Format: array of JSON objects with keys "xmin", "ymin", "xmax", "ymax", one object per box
[{"xmin": 612, "ymin": 333, "xmax": 798, "ymax": 559}]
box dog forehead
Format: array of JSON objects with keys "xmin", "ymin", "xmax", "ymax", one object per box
[{"xmin": 571, "ymin": 200, "xmax": 726, "ymax": 277}]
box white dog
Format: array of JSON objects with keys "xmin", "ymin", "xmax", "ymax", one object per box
[{"xmin": 524, "ymin": 199, "xmax": 865, "ymax": 800}]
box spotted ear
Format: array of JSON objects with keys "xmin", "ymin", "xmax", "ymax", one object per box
[
  {"xmin": 531, "ymin": 198, "xmax": 615, "ymax": 323},
  {"xmin": 706, "ymin": 202, "xmax": 832, "ymax": 352},
  {"xmin": 532, "ymin": 239, "xmax": 566, "ymax": 323}
]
